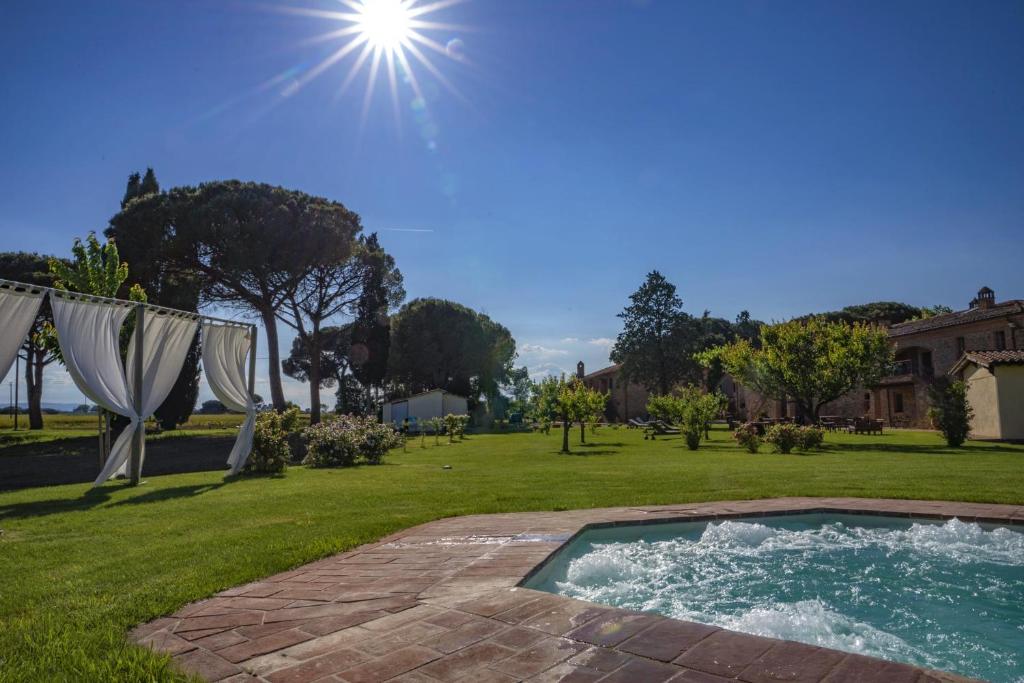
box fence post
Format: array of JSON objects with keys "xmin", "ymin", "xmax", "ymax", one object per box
[{"xmin": 129, "ymin": 304, "xmax": 145, "ymax": 485}]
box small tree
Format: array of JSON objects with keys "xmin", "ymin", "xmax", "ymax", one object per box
[
  {"xmin": 928, "ymin": 379, "xmax": 973, "ymax": 447},
  {"xmin": 646, "ymin": 387, "xmax": 724, "ymax": 449},
  {"xmin": 701, "ymin": 317, "xmax": 891, "ymax": 424}
]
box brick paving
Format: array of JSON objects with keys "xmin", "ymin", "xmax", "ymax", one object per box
[{"xmin": 132, "ymin": 497, "xmax": 1024, "ymax": 682}]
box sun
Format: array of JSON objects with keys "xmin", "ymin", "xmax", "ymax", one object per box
[
  {"xmin": 354, "ymin": 0, "xmax": 412, "ymax": 52},
  {"xmin": 270, "ymin": 0, "xmax": 471, "ymax": 128}
]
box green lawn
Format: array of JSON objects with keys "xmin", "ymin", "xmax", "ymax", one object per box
[{"xmin": 1, "ymin": 426, "xmax": 1022, "ymax": 681}]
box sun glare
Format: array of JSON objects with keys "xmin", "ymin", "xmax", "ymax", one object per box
[
  {"xmin": 268, "ymin": 0, "xmax": 471, "ymax": 129},
  {"xmin": 355, "ymin": 0, "xmax": 412, "ymax": 52}
]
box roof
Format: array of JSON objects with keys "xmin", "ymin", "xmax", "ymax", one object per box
[
  {"xmin": 582, "ymin": 363, "xmax": 621, "ymax": 381},
  {"xmin": 949, "ymin": 350, "xmax": 1024, "ymax": 375},
  {"xmin": 387, "ymin": 389, "xmax": 466, "ymax": 404},
  {"xmin": 888, "ymin": 300, "xmax": 1024, "ymax": 337}
]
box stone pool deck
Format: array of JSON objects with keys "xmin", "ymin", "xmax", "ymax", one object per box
[{"xmin": 133, "ymin": 497, "xmax": 1024, "ymax": 682}]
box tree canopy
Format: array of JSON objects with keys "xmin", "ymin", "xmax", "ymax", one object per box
[
  {"xmin": 610, "ymin": 271, "xmax": 700, "ymax": 394},
  {"xmin": 701, "ymin": 317, "xmax": 892, "ymax": 422},
  {"xmin": 387, "ymin": 298, "xmax": 516, "ymax": 401}
]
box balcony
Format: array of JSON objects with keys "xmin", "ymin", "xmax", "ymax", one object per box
[
  {"xmin": 880, "ymin": 357, "xmax": 934, "ymax": 384},
  {"xmin": 886, "ymin": 359, "xmax": 913, "ymax": 376}
]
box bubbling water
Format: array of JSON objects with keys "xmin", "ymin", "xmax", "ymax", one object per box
[{"xmin": 553, "ymin": 518, "xmax": 1024, "ymax": 682}]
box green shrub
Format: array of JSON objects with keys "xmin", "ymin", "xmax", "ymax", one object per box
[
  {"xmin": 928, "ymin": 379, "xmax": 973, "ymax": 447},
  {"xmin": 245, "ymin": 411, "xmax": 291, "ymax": 474},
  {"xmin": 303, "ymin": 415, "xmax": 402, "ymax": 468},
  {"xmin": 765, "ymin": 423, "xmax": 801, "ymax": 454},
  {"xmin": 798, "ymin": 425, "xmax": 824, "ymax": 451},
  {"xmin": 733, "ymin": 423, "xmax": 761, "ymax": 453}
]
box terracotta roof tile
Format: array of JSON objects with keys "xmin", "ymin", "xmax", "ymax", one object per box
[{"xmin": 888, "ymin": 301, "xmax": 1024, "ymax": 337}]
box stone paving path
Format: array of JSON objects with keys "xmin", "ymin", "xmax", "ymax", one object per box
[{"xmin": 133, "ymin": 497, "xmax": 1024, "ymax": 682}]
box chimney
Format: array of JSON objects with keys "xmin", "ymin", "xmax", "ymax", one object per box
[
  {"xmin": 974, "ymin": 286, "xmax": 995, "ymax": 310},
  {"xmin": 576, "ymin": 361, "xmax": 585, "ymax": 379}
]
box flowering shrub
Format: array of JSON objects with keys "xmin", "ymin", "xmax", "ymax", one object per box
[
  {"xmin": 765, "ymin": 423, "xmax": 801, "ymax": 454},
  {"xmin": 733, "ymin": 422, "xmax": 761, "ymax": 454},
  {"xmin": 303, "ymin": 415, "xmax": 402, "ymax": 468},
  {"xmin": 245, "ymin": 411, "xmax": 291, "ymax": 474},
  {"xmin": 798, "ymin": 425, "xmax": 824, "ymax": 451},
  {"xmin": 444, "ymin": 413, "xmax": 470, "ymax": 441}
]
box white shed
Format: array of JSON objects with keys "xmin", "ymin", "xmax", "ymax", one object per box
[{"xmin": 382, "ymin": 390, "xmax": 469, "ymax": 430}]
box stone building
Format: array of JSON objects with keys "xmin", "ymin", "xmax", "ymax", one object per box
[
  {"xmin": 577, "ymin": 361, "xmax": 650, "ymax": 422},
  {"xmin": 726, "ymin": 287, "xmax": 1024, "ymax": 428}
]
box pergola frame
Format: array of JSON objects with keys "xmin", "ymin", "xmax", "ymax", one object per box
[{"xmin": 0, "ymin": 277, "xmax": 258, "ymax": 485}]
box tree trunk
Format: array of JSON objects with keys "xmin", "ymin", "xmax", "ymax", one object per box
[
  {"xmin": 580, "ymin": 421, "xmax": 586, "ymax": 444},
  {"xmin": 308, "ymin": 329, "xmax": 322, "ymax": 425},
  {"xmin": 259, "ymin": 307, "xmax": 286, "ymax": 411},
  {"xmin": 25, "ymin": 349, "xmax": 44, "ymax": 430},
  {"xmin": 561, "ymin": 414, "xmax": 570, "ymax": 453}
]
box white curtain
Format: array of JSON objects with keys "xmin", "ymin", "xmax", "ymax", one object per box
[
  {"xmin": 51, "ymin": 296, "xmax": 198, "ymax": 485},
  {"xmin": 0, "ymin": 286, "xmax": 45, "ymax": 382},
  {"xmin": 202, "ymin": 323, "xmax": 256, "ymax": 475}
]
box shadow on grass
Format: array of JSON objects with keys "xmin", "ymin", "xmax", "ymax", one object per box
[
  {"xmin": 830, "ymin": 443, "xmax": 1024, "ymax": 456},
  {"xmin": 0, "ymin": 481, "xmax": 230, "ymax": 521}
]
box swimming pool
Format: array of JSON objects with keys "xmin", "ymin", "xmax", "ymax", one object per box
[{"xmin": 523, "ymin": 514, "xmax": 1024, "ymax": 682}]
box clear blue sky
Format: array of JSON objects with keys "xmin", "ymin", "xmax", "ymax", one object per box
[{"xmin": 2, "ymin": 0, "xmax": 1023, "ymax": 407}]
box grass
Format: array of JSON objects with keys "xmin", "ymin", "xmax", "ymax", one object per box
[{"xmin": 1, "ymin": 426, "xmax": 1022, "ymax": 681}]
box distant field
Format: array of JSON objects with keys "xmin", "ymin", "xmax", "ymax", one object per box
[{"xmin": 0, "ymin": 413, "xmax": 247, "ymax": 450}]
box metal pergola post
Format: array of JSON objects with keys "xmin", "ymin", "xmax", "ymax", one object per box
[
  {"xmin": 248, "ymin": 325, "xmax": 258, "ymax": 403},
  {"xmin": 129, "ymin": 303, "xmax": 145, "ymax": 486}
]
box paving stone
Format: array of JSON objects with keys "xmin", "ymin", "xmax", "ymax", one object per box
[
  {"xmin": 264, "ymin": 648, "xmax": 370, "ymax": 683},
  {"xmin": 618, "ymin": 618, "xmax": 720, "ymax": 661},
  {"xmin": 567, "ymin": 647, "xmax": 632, "ymax": 672},
  {"xmin": 358, "ymin": 604, "xmax": 443, "ymax": 631},
  {"xmin": 490, "ymin": 636, "xmax": 586, "ymax": 679},
  {"xmin": 524, "ymin": 662, "xmax": 606, "ymax": 683},
  {"xmin": 175, "ymin": 611, "xmax": 265, "ymax": 632},
  {"xmin": 416, "ymin": 641, "xmax": 518, "ymax": 681},
  {"xmin": 453, "ymin": 589, "xmax": 540, "ymax": 617},
  {"xmin": 139, "ymin": 629, "xmax": 198, "ymax": 656},
  {"xmin": 174, "ymin": 648, "xmax": 244, "ymax": 681},
  {"xmin": 519, "ymin": 601, "xmax": 609, "ymax": 636},
  {"xmin": 674, "ymin": 630, "xmax": 777, "ymax": 678},
  {"xmin": 193, "ymin": 630, "xmax": 250, "ymax": 651},
  {"xmin": 487, "ymin": 625, "xmax": 548, "ymax": 650},
  {"xmin": 565, "ymin": 610, "xmax": 663, "ymax": 647},
  {"xmin": 300, "ymin": 611, "xmax": 389, "ymax": 636},
  {"xmin": 419, "ymin": 617, "xmax": 506, "ymax": 654},
  {"xmin": 669, "ymin": 669, "xmax": 735, "ymax": 683},
  {"xmin": 218, "ymin": 629, "xmax": 315, "ymax": 663},
  {"xmin": 335, "ymin": 645, "xmax": 442, "ymax": 683},
  {"xmin": 739, "ymin": 641, "xmax": 846, "ymax": 683},
  {"xmin": 599, "ymin": 657, "xmax": 683, "ymax": 683},
  {"xmin": 822, "ymin": 655, "xmax": 921, "ymax": 683},
  {"xmin": 180, "ymin": 626, "xmax": 236, "ymax": 641}
]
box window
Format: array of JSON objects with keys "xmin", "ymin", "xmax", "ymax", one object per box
[
  {"xmin": 921, "ymin": 351, "xmax": 933, "ymax": 377},
  {"xmin": 608, "ymin": 378, "xmax": 614, "ymax": 390},
  {"xmin": 893, "ymin": 393, "xmax": 904, "ymax": 413},
  {"xmin": 995, "ymin": 331, "xmax": 1006, "ymax": 351},
  {"xmin": 956, "ymin": 337, "xmax": 966, "ymax": 355}
]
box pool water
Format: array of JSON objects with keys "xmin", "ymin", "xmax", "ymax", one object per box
[{"xmin": 524, "ymin": 514, "xmax": 1024, "ymax": 682}]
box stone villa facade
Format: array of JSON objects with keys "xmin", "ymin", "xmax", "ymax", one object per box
[
  {"xmin": 577, "ymin": 362, "xmax": 650, "ymax": 422},
  {"xmin": 582, "ymin": 287, "xmax": 1024, "ymax": 430}
]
